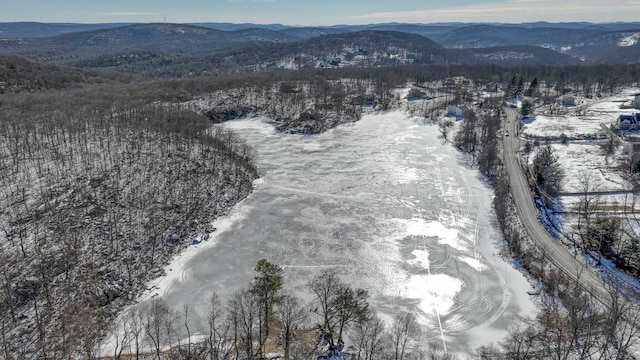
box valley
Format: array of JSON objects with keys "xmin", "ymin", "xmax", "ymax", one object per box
[{"xmin": 2, "ymin": 18, "xmax": 640, "ymax": 359}]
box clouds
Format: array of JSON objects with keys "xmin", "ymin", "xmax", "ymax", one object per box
[
  {"xmin": 0, "ymin": 0, "xmax": 635, "ymax": 25},
  {"xmin": 346, "ymin": 0, "xmax": 640, "ymax": 24},
  {"xmin": 225, "ymin": 0, "xmax": 276, "ymax": 2},
  {"xmin": 100, "ymin": 12, "xmax": 161, "ymax": 17}
]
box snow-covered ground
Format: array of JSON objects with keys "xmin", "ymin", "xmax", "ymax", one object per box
[
  {"xmin": 522, "ymin": 89, "xmax": 639, "ymax": 213},
  {"xmin": 521, "ymin": 89, "xmax": 640, "ymax": 296},
  {"xmin": 588, "ymin": 88, "xmax": 640, "ymax": 116},
  {"xmin": 546, "ymin": 143, "xmax": 628, "ymax": 193},
  {"xmin": 104, "ymin": 111, "xmax": 538, "ymax": 358},
  {"xmin": 527, "ymin": 140, "xmax": 638, "ymax": 232},
  {"xmin": 523, "ymin": 88, "xmax": 640, "ymax": 139},
  {"xmin": 521, "ymin": 115, "xmax": 608, "ymax": 139},
  {"xmin": 618, "ymin": 33, "xmax": 640, "ymax": 47}
]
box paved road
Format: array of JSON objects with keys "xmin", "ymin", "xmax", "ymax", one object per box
[{"xmin": 502, "ymin": 107, "xmax": 610, "ymax": 303}]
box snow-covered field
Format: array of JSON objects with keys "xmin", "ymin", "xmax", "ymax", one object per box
[
  {"xmin": 523, "ymin": 89, "xmax": 639, "ymax": 209},
  {"xmin": 521, "ymin": 115, "xmax": 607, "ymax": 139},
  {"xmin": 547, "ymin": 141, "xmax": 636, "ymax": 216},
  {"xmin": 588, "ymin": 88, "xmax": 640, "ymax": 119},
  {"xmin": 522, "ymin": 90, "xmax": 640, "ymax": 281},
  {"xmin": 546, "ymin": 143, "xmax": 628, "ymax": 193},
  {"xmin": 106, "ymin": 111, "xmax": 538, "ymax": 358},
  {"xmin": 523, "ymin": 88, "xmax": 640, "ymax": 139}
]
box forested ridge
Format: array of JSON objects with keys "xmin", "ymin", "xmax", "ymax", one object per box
[
  {"xmin": 0, "ymin": 54, "xmax": 111, "ymax": 93},
  {"xmin": 0, "ymin": 69, "xmax": 399, "ymax": 357},
  {"xmin": 3, "ymin": 54, "xmax": 640, "ymax": 358},
  {"xmin": 0, "ymin": 84, "xmax": 257, "ymax": 357}
]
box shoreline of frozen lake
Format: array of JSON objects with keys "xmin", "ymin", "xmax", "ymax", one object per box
[{"xmin": 110, "ymin": 110, "xmax": 538, "ymax": 358}]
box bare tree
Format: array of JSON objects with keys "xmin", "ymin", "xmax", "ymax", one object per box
[
  {"xmin": 183, "ymin": 304, "xmax": 192, "ymax": 359},
  {"xmin": 480, "ymin": 270, "xmax": 640, "ymax": 360},
  {"xmin": 125, "ymin": 306, "xmax": 146, "ymax": 360},
  {"xmin": 350, "ymin": 314, "xmax": 387, "ymax": 360},
  {"xmin": 207, "ymin": 293, "xmax": 233, "ymax": 360},
  {"xmin": 601, "ymin": 280, "xmax": 640, "ymax": 360},
  {"xmin": 438, "ymin": 119, "xmax": 454, "ymax": 143},
  {"xmin": 576, "ymin": 169, "xmax": 602, "ymax": 232},
  {"xmin": 308, "ymin": 269, "xmax": 340, "ymax": 344},
  {"xmin": 106, "ymin": 315, "xmax": 130, "ymax": 360},
  {"xmin": 228, "ymin": 289, "xmax": 259, "ymax": 360},
  {"xmin": 426, "ymin": 344, "xmax": 459, "ymax": 360},
  {"xmin": 454, "ymin": 108, "xmax": 479, "ymax": 162},
  {"xmin": 601, "ymin": 133, "xmax": 619, "ymax": 156},
  {"xmin": 390, "ymin": 312, "xmax": 421, "ymax": 360},
  {"xmin": 477, "ymin": 111, "xmax": 501, "ymax": 178},
  {"xmin": 277, "ymin": 292, "xmax": 307, "ymax": 360},
  {"xmin": 492, "ymin": 323, "xmax": 538, "ymax": 360},
  {"xmin": 143, "ymin": 298, "xmax": 174, "ymax": 359}
]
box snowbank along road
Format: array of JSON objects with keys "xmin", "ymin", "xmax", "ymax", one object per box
[{"xmin": 503, "ymin": 107, "xmax": 610, "ymax": 302}]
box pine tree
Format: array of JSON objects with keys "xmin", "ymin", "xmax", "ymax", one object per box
[
  {"xmin": 250, "ymin": 258, "xmax": 284, "ymax": 356},
  {"xmin": 521, "ymin": 99, "xmax": 535, "ymax": 117},
  {"xmin": 532, "ymin": 144, "xmax": 564, "ymax": 202}
]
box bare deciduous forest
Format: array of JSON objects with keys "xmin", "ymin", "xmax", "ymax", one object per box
[
  {"xmin": 0, "ymin": 86, "xmax": 257, "ymax": 357},
  {"xmin": 3, "ymin": 45, "xmax": 640, "ymax": 358}
]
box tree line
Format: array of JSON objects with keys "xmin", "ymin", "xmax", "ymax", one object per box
[
  {"xmin": 3, "ymin": 60, "xmax": 640, "ymax": 359},
  {"xmin": 102, "ymin": 259, "xmax": 441, "ymax": 360},
  {"xmin": 488, "ymin": 105, "xmax": 640, "ymax": 360}
]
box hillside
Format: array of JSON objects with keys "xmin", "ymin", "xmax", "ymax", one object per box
[
  {"xmin": 0, "ymin": 82, "xmax": 258, "ymax": 357},
  {"xmin": 0, "ymin": 54, "xmax": 108, "ymax": 93},
  {"xmin": 437, "ymin": 24, "xmax": 603, "ymax": 50},
  {"xmin": 0, "ymin": 23, "xmax": 293, "ymax": 64},
  {"xmin": 455, "ymin": 46, "xmax": 581, "ymax": 66},
  {"xmin": 566, "ymin": 29, "xmax": 640, "ymax": 63},
  {"xmin": 0, "ymin": 22, "xmax": 131, "ymax": 38},
  {"xmin": 276, "ymin": 26, "xmax": 351, "ymax": 40},
  {"xmin": 2, "ymin": 21, "xmax": 640, "ymax": 67},
  {"xmin": 204, "ymin": 30, "xmax": 581, "ymax": 70},
  {"xmin": 216, "ymin": 30, "xmax": 451, "ymax": 69},
  {"xmin": 2, "ymin": 22, "xmax": 640, "ymax": 75}
]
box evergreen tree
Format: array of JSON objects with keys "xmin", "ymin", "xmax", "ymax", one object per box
[
  {"xmin": 331, "ymin": 286, "xmax": 369, "ymax": 344},
  {"xmin": 517, "ymin": 76, "xmax": 525, "ymax": 95},
  {"xmin": 250, "ymin": 258, "xmax": 284, "ymax": 356},
  {"xmin": 533, "ymin": 144, "xmax": 564, "ymax": 203},
  {"xmin": 521, "ymin": 99, "xmax": 535, "ymax": 117}
]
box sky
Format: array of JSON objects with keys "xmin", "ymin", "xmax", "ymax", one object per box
[{"xmin": 2, "ymin": 0, "xmax": 639, "ymax": 25}]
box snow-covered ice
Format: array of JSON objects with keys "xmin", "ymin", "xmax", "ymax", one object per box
[{"xmin": 118, "ymin": 111, "xmax": 538, "ymax": 358}]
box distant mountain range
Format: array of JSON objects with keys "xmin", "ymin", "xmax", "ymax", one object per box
[
  {"xmin": 0, "ymin": 22, "xmax": 134, "ymax": 38},
  {"xmin": 0, "ymin": 21, "xmax": 638, "ymax": 75}
]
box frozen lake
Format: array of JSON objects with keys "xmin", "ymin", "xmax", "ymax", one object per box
[{"xmin": 141, "ymin": 111, "xmax": 536, "ymax": 357}]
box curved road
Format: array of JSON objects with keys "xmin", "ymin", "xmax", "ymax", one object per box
[{"xmin": 502, "ymin": 107, "xmax": 609, "ymax": 303}]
